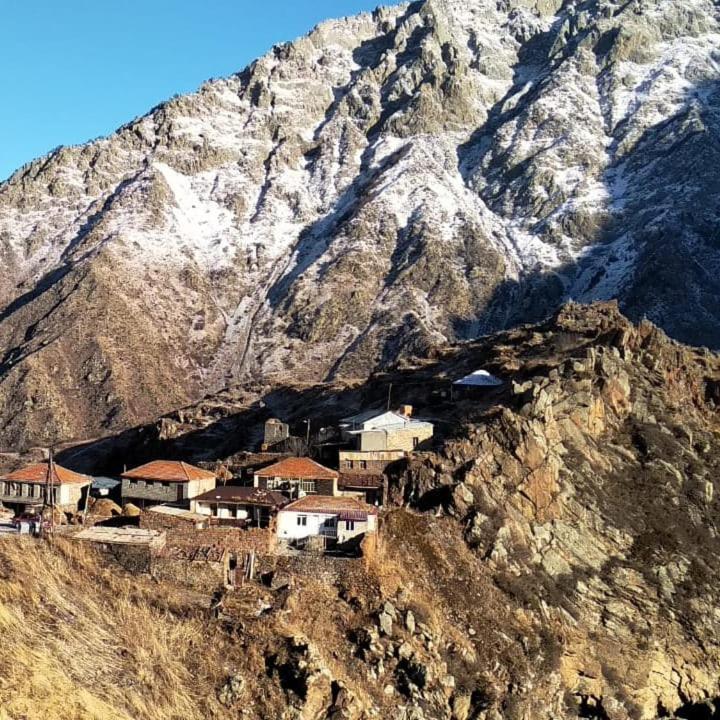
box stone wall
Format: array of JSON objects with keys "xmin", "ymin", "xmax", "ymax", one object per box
[
  {"xmin": 139, "ymin": 511, "xmax": 208, "ymax": 532},
  {"xmin": 257, "ymin": 553, "xmax": 368, "ymax": 585},
  {"xmin": 87, "ymin": 542, "xmax": 155, "ymax": 574},
  {"xmin": 122, "ymin": 479, "xmax": 182, "ymax": 504},
  {"xmin": 360, "ymin": 426, "xmax": 433, "ymax": 452},
  {"xmin": 151, "ymin": 554, "xmax": 227, "ymax": 592},
  {"xmin": 163, "ymin": 526, "xmax": 277, "ymax": 555}
]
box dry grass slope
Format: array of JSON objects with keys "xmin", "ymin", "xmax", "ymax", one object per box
[{"xmin": 0, "ymin": 538, "xmax": 238, "ymax": 720}]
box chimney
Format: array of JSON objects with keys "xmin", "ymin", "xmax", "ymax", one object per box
[{"xmin": 399, "ymin": 404, "xmax": 413, "ymax": 417}]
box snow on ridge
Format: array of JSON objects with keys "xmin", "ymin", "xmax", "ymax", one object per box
[{"xmin": 153, "ymin": 162, "xmax": 238, "ymax": 269}]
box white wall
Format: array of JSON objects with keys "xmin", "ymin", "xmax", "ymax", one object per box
[
  {"xmin": 192, "ymin": 500, "xmax": 247, "ymax": 519},
  {"xmin": 277, "ymin": 510, "xmax": 377, "ymax": 542},
  {"xmin": 276, "ymin": 510, "xmax": 337, "ymax": 540}
]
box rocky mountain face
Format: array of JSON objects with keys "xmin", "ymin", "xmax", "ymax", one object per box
[
  {"xmin": 1, "ymin": 0, "xmax": 719, "ymax": 447},
  {"xmin": 5, "ymin": 303, "xmax": 720, "ymax": 720},
  {"xmin": 386, "ymin": 302, "xmax": 720, "ymax": 719}
]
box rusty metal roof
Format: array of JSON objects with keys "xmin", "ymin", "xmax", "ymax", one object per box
[
  {"xmin": 1, "ymin": 462, "xmax": 92, "ymax": 485},
  {"xmin": 121, "ymin": 460, "xmax": 216, "ymax": 483},
  {"xmin": 279, "ymin": 495, "xmax": 377, "ymax": 518},
  {"xmin": 254, "ymin": 457, "xmax": 338, "ymax": 480},
  {"xmin": 147, "ymin": 505, "xmax": 208, "ymax": 522},
  {"xmin": 72, "ymin": 527, "xmax": 165, "ymax": 546},
  {"xmin": 192, "ymin": 485, "xmax": 288, "ymax": 507}
]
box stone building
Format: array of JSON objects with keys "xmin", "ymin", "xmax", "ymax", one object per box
[
  {"xmin": 253, "ymin": 457, "xmax": 338, "ymax": 499},
  {"xmin": 151, "ymin": 545, "xmax": 232, "ymax": 591},
  {"xmin": 338, "ymin": 473, "xmax": 386, "ymax": 506},
  {"xmin": 263, "ymin": 418, "xmax": 290, "ymax": 449},
  {"xmin": 140, "ymin": 504, "xmax": 210, "ymax": 531},
  {"xmin": 341, "ymin": 409, "xmax": 434, "ymax": 452},
  {"xmin": 121, "ymin": 460, "xmax": 216, "ymax": 509},
  {"xmin": 70, "ymin": 527, "xmax": 166, "ymax": 574},
  {"xmin": 338, "ymin": 449, "xmax": 404, "ymax": 474},
  {"xmin": 0, "ymin": 462, "xmax": 92, "ymax": 514}
]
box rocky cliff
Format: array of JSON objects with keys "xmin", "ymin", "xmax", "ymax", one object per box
[
  {"xmin": 1, "ymin": 0, "xmax": 719, "ymax": 447},
  {"xmin": 383, "ymin": 302, "xmax": 720, "ymax": 718}
]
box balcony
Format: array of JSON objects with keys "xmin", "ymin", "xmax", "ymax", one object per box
[{"xmin": 0, "ymin": 492, "xmax": 45, "ymax": 505}]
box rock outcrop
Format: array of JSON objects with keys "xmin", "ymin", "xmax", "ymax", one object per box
[{"xmin": 383, "ymin": 302, "xmax": 720, "ymax": 718}]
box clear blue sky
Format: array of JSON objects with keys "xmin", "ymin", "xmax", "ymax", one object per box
[{"xmin": 0, "ymin": 0, "xmax": 386, "ymax": 181}]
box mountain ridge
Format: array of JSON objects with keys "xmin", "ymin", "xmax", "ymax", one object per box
[{"xmin": 1, "ymin": 0, "xmax": 719, "ymax": 448}]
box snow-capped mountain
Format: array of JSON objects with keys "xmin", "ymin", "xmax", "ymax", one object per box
[{"xmin": 0, "ymin": 0, "xmax": 718, "ymax": 446}]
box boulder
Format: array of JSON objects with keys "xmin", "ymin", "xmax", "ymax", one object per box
[
  {"xmin": 217, "ymin": 674, "xmax": 244, "ymax": 707},
  {"xmin": 122, "ymin": 503, "xmax": 141, "ymax": 517}
]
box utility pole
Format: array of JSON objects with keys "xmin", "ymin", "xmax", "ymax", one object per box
[
  {"xmin": 47, "ymin": 446, "xmax": 56, "ymax": 541},
  {"xmin": 305, "ymin": 419, "xmax": 311, "ymax": 453},
  {"xmin": 387, "ymin": 383, "xmax": 393, "ymax": 411}
]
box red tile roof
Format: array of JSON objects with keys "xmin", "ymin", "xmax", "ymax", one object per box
[
  {"xmin": 254, "ymin": 457, "xmax": 338, "ymax": 480},
  {"xmin": 192, "ymin": 486, "xmax": 288, "ymax": 508},
  {"xmin": 1, "ymin": 462, "xmax": 91, "ymax": 485},
  {"xmin": 121, "ymin": 461, "xmax": 216, "ymax": 483},
  {"xmin": 279, "ymin": 495, "xmax": 378, "ymax": 519}
]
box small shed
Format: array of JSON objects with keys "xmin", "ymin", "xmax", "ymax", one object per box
[
  {"xmin": 452, "ymin": 370, "xmax": 503, "ymax": 398},
  {"xmin": 71, "ymin": 526, "xmax": 166, "ymax": 573},
  {"xmin": 263, "ymin": 418, "xmax": 290, "ymax": 450},
  {"xmin": 91, "ymin": 476, "xmax": 121, "ymax": 499}
]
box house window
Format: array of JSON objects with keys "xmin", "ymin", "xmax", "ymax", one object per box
[
  {"xmin": 359, "ymin": 460, "xmax": 367, "ymax": 470},
  {"xmin": 297, "ymin": 515, "xmax": 307, "ymax": 526},
  {"xmin": 300, "ymin": 480, "xmax": 316, "ymax": 493},
  {"xmin": 346, "ymin": 520, "xmax": 355, "ymax": 531},
  {"xmin": 412, "ymin": 437, "xmax": 419, "ymax": 449},
  {"xmin": 161, "ymin": 482, "xmax": 170, "ymax": 487}
]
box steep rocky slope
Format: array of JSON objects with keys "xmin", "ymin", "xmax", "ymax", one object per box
[
  {"xmin": 1, "ymin": 0, "xmax": 719, "ymax": 447},
  {"xmin": 4, "ymin": 303, "xmax": 720, "ymax": 720}
]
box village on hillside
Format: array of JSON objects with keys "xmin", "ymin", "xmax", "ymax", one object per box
[{"xmin": 0, "ymin": 370, "xmax": 504, "ymax": 587}]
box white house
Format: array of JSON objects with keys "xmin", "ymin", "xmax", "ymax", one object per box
[
  {"xmin": 276, "ymin": 495, "xmax": 378, "ymax": 545},
  {"xmin": 340, "ymin": 408, "xmax": 433, "ymax": 452}
]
